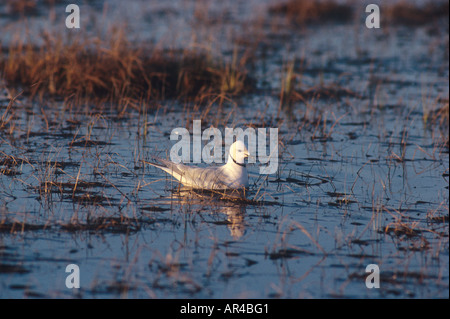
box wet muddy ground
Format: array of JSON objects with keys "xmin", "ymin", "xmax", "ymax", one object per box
[{"xmin": 0, "ymin": 0, "xmax": 448, "ymax": 298}]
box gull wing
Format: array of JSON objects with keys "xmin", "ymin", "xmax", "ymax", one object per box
[{"xmin": 149, "ymin": 157, "xmax": 229, "ymax": 189}]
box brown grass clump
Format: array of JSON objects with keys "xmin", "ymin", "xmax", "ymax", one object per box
[
  {"xmin": 269, "ymin": 0, "xmax": 354, "ymax": 25},
  {"xmin": 5, "ymin": 0, "xmax": 84, "ymax": 17},
  {"xmin": 385, "ymin": 1, "xmax": 449, "ymax": 26},
  {"xmin": 6, "ymin": 0, "xmax": 38, "ymax": 16},
  {"xmin": 269, "ymin": 0, "xmax": 449, "ymax": 27},
  {"xmin": 0, "ymin": 30, "xmax": 254, "ymax": 105}
]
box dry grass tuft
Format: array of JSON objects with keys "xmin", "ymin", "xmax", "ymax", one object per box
[
  {"xmin": 269, "ymin": 0, "xmax": 354, "ymax": 25},
  {"xmin": 5, "ymin": 0, "xmax": 72, "ymax": 16},
  {"xmin": 269, "ymin": 0, "xmax": 449, "ymax": 27},
  {"xmin": 5, "ymin": 0, "xmax": 38, "ymax": 16},
  {"xmin": 385, "ymin": 1, "xmax": 449, "ymax": 26},
  {"xmin": 425, "ymin": 102, "xmax": 449, "ymax": 129},
  {"xmin": 0, "ymin": 30, "xmax": 255, "ymax": 105}
]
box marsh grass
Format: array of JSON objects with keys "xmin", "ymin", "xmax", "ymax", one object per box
[
  {"xmin": 0, "ymin": 154, "xmax": 29, "ymax": 178},
  {"xmin": 0, "ymin": 29, "xmax": 255, "ymax": 106},
  {"xmin": 5, "ymin": 0, "xmax": 39, "ymax": 16},
  {"xmin": 268, "ymin": 0, "xmax": 354, "ymax": 25},
  {"xmin": 269, "ymin": 0, "xmax": 449, "ymax": 27},
  {"xmin": 385, "ymin": 1, "xmax": 449, "ymax": 26},
  {"xmin": 423, "ymin": 101, "xmax": 449, "ymax": 130},
  {"xmin": 0, "ymin": 0, "xmax": 448, "ymax": 299}
]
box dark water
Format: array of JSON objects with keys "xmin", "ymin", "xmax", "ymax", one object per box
[{"xmin": 0, "ymin": 0, "xmax": 448, "ymax": 298}]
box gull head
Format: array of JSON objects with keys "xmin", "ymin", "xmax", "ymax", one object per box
[{"xmin": 228, "ymin": 140, "xmax": 250, "ymax": 166}]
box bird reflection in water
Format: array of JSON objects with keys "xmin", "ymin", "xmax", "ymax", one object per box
[{"xmin": 166, "ymin": 187, "xmax": 248, "ymax": 239}]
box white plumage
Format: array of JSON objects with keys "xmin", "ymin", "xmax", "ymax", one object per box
[{"xmin": 147, "ymin": 140, "xmax": 249, "ymax": 190}]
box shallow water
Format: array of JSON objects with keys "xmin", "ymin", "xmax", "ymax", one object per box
[{"xmin": 0, "ymin": 0, "xmax": 448, "ymax": 298}]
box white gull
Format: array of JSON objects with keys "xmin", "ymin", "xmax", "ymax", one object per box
[{"xmin": 147, "ymin": 140, "xmax": 249, "ymax": 190}]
